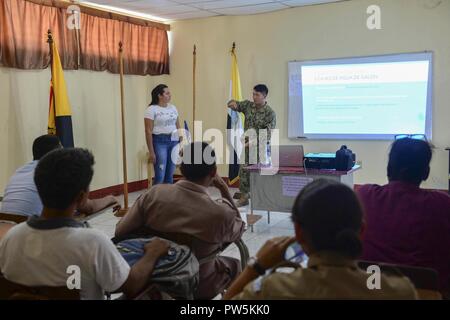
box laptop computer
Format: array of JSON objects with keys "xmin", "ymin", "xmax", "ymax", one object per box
[{"xmin": 276, "ymin": 145, "xmax": 304, "ymax": 167}]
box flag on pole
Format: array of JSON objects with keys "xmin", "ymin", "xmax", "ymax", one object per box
[
  {"xmin": 230, "ymin": 46, "xmax": 242, "ymax": 102},
  {"xmin": 48, "ymin": 38, "xmax": 74, "ymax": 148},
  {"xmin": 227, "ymin": 43, "xmax": 245, "ymax": 186}
]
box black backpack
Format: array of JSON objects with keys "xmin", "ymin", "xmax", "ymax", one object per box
[{"xmin": 335, "ymin": 145, "xmax": 355, "ymax": 171}]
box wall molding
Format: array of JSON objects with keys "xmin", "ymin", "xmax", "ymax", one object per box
[
  {"xmin": 89, "ymin": 178, "xmax": 447, "ymax": 199},
  {"xmin": 89, "ymin": 175, "xmax": 239, "ymax": 199}
]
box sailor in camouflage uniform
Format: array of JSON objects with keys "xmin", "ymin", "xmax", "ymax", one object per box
[{"xmin": 227, "ymin": 84, "xmax": 276, "ymax": 207}]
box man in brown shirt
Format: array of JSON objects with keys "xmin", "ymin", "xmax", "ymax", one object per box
[{"xmin": 115, "ymin": 142, "xmax": 245, "ymax": 299}]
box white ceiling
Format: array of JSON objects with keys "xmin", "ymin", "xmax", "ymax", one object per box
[{"xmin": 81, "ymin": 0, "xmax": 345, "ymax": 21}]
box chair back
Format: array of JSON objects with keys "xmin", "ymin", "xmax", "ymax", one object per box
[
  {"xmin": 0, "ymin": 212, "xmax": 28, "ymax": 224},
  {"xmin": 0, "ymin": 273, "xmax": 80, "ymax": 300},
  {"xmin": 358, "ymin": 260, "xmax": 442, "ymax": 300}
]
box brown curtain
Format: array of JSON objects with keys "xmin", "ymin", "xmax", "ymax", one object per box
[
  {"xmin": 0, "ymin": 0, "xmax": 78, "ymax": 69},
  {"xmin": 79, "ymin": 13, "xmax": 170, "ymax": 75},
  {"xmin": 0, "ymin": 0, "xmax": 169, "ymax": 75}
]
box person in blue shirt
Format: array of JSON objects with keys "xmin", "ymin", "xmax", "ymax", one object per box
[{"xmin": 1, "ymin": 135, "xmax": 119, "ymax": 217}]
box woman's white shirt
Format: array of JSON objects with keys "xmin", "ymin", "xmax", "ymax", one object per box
[{"xmin": 144, "ymin": 104, "xmax": 178, "ymax": 135}]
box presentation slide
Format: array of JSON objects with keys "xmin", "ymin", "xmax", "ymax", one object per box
[{"xmin": 288, "ymin": 53, "xmax": 432, "ymax": 140}]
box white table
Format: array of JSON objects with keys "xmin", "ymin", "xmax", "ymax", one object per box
[{"xmin": 245, "ymin": 164, "xmax": 361, "ymax": 231}]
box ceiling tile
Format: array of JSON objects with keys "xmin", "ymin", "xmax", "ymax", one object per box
[
  {"xmin": 191, "ymin": 0, "xmax": 271, "ymax": 10},
  {"xmin": 139, "ymin": 4, "xmax": 197, "ymax": 14},
  {"xmin": 169, "ymin": 0, "xmax": 219, "ymax": 3},
  {"xmin": 159, "ymin": 10, "xmax": 221, "ymax": 20},
  {"xmin": 281, "ymin": 0, "xmax": 341, "ymax": 7},
  {"xmin": 91, "ymin": 0, "xmax": 176, "ymax": 7},
  {"xmin": 82, "ymin": 0, "xmax": 343, "ymax": 21},
  {"xmin": 213, "ymin": 2, "xmax": 288, "ymax": 15}
]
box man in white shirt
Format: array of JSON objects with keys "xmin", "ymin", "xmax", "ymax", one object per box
[
  {"xmin": 1, "ymin": 135, "xmax": 119, "ymax": 217},
  {"xmin": 0, "ymin": 148, "xmax": 169, "ymax": 299}
]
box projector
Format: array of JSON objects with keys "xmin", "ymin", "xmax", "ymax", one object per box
[{"xmin": 304, "ymin": 153, "xmax": 336, "ymax": 170}]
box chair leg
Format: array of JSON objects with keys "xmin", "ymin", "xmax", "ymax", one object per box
[
  {"xmin": 249, "ymin": 206, "xmax": 254, "ymax": 233},
  {"xmin": 147, "ymin": 157, "xmax": 153, "ymax": 189},
  {"xmin": 267, "ymin": 211, "xmax": 270, "ymax": 224},
  {"xmin": 235, "ymin": 239, "xmax": 250, "ymax": 271}
]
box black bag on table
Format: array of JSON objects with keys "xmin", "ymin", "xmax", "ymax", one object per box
[{"xmin": 335, "ymin": 145, "xmax": 356, "ymax": 171}]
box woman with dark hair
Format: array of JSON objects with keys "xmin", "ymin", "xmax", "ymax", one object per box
[
  {"xmin": 224, "ymin": 179, "xmax": 417, "ymax": 299},
  {"xmin": 144, "ymin": 84, "xmax": 182, "ymax": 184}
]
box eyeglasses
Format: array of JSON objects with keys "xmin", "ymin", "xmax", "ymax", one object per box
[{"xmin": 394, "ymin": 134, "xmax": 427, "ymax": 141}]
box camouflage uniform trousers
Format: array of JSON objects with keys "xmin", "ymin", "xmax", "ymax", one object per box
[
  {"xmin": 235, "ymin": 100, "xmax": 276, "ymax": 196},
  {"xmin": 238, "ymin": 163, "xmax": 250, "ymax": 195}
]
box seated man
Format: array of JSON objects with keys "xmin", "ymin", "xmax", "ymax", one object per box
[
  {"xmin": 0, "ymin": 134, "xmax": 118, "ymax": 217},
  {"xmin": 115, "ymin": 142, "xmax": 245, "ymax": 299},
  {"xmin": 357, "ymin": 138, "xmax": 450, "ymax": 296},
  {"xmin": 225, "ymin": 179, "xmax": 417, "ymax": 300},
  {"xmin": 0, "ymin": 148, "xmax": 169, "ymax": 300}
]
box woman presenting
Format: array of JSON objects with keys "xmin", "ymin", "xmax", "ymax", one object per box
[{"xmin": 144, "ymin": 84, "xmax": 182, "ymax": 184}]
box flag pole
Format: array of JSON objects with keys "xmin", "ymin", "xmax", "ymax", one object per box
[
  {"xmin": 193, "ymin": 44, "xmax": 196, "ymax": 141},
  {"xmin": 47, "ymin": 30, "xmax": 53, "ymax": 72},
  {"xmin": 231, "ymin": 41, "xmax": 261, "ymax": 231},
  {"xmin": 115, "ymin": 41, "xmax": 129, "ymax": 217},
  {"xmin": 47, "ymin": 30, "xmax": 55, "ymax": 136}
]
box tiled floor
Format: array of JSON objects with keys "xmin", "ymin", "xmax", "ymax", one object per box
[{"xmin": 87, "ymin": 187, "xmax": 295, "ymax": 261}]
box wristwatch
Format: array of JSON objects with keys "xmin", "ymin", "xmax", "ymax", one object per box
[{"xmin": 247, "ymin": 257, "xmax": 266, "ymax": 275}]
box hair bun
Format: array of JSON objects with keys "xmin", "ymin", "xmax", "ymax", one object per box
[{"xmin": 335, "ymin": 229, "xmax": 362, "ymax": 258}]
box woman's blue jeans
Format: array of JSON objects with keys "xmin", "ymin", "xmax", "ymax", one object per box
[{"xmin": 152, "ymin": 134, "xmax": 179, "ymax": 184}]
